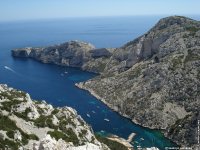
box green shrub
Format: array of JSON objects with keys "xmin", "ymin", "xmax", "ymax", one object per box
[
  {"xmin": 34, "ymin": 115, "xmax": 58, "ymax": 129},
  {"xmin": 59, "ymin": 117, "xmax": 76, "ymax": 127},
  {"xmin": 62, "ymin": 128, "xmax": 79, "ymax": 145},
  {"xmin": 1, "ymin": 100, "xmax": 22, "ymax": 112},
  {"xmin": 186, "ymin": 26, "xmax": 199, "ymax": 33},
  {"xmin": 78, "ymin": 129, "xmax": 87, "ymax": 138},
  {"xmin": 47, "ymin": 130, "xmax": 68, "ymax": 141},
  {"xmin": 6, "ymin": 130, "xmax": 14, "ymax": 139},
  {"xmin": 46, "ymin": 118, "xmax": 58, "ymax": 129},
  {"xmin": 0, "ymin": 138, "xmax": 19, "ymax": 149},
  {"xmin": 51, "ymin": 109, "xmax": 60, "ymax": 115},
  {"xmin": 0, "ymin": 90, "xmax": 26, "ymax": 101},
  {"xmin": 0, "ymin": 115, "xmax": 38, "ymax": 145},
  {"xmin": 170, "ymin": 55, "xmax": 184, "ymax": 70},
  {"xmin": 14, "ymin": 108, "xmax": 32, "ymax": 121},
  {"xmin": 95, "ymin": 134, "xmax": 128, "ymax": 150},
  {"xmin": 29, "ymin": 134, "xmax": 39, "ymax": 141},
  {"xmin": 34, "ymin": 115, "xmax": 48, "ymax": 128},
  {"xmin": 127, "ymin": 66, "xmax": 141, "ymax": 80},
  {"xmin": 0, "ymin": 115, "xmax": 18, "ymax": 131},
  {"xmin": 185, "ymin": 50, "xmax": 200, "ymax": 63}
]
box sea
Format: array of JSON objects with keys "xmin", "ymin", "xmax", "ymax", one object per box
[{"xmin": 0, "ymin": 15, "xmax": 199, "ymax": 149}]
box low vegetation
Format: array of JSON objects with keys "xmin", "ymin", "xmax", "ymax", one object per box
[
  {"xmin": 48, "ymin": 128, "xmax": 79, "ymax": 145},
  {"xmin": 0, "ymin": 114, "xmax": 38, "ymax": 148},
  {"xmin": 95, "ymin": 134, "xmax": 128, "ymax": 150}
]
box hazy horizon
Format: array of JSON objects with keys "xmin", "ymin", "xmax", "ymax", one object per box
[
  {"xmin": 0, "ymin": 15, "xmax": 200, "ymax": 24},
  {"xmin": 1, "ymin": 0, "xmax": 200, "ymax": 22}
]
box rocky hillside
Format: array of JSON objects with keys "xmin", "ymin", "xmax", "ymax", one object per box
[
  {"xmin": 77, "ymin": 16, "xmax": 200, "ymax": 147},
  {"xmin": 0, "ymin": 84, "xmax": 111, "ymax": 150},
  {"xmin": 12, "ymin": 16, "xmax": 200, "ymax": 147},
  {"xmin": 12, "ymin": 41, "xmax": 114, "ymax": 73}
]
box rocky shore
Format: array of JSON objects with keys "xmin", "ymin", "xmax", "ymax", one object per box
[
  {"xmin": 0, "ymin": 84, "xmax": 110, "ymax": 150},
  {"xmin": 0, "ymin": 84, "xmax": 160, "ymax": 150},
  {"xmin": 75, "ymin": 83, "xmax": 140, "ymax": 126},
  {"xmin": 75, "ymin": 16, "xmax": 200, "ymax": 148},
  {"xmin": 12, "ymin": 16, "xmax": 200, "ymax": 148}
]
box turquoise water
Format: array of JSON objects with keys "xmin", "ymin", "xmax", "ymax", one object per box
[{"xmin": 0, "ymin": 16, "xmax": 195, "ymax": 149}]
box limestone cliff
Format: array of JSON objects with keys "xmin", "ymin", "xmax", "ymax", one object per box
[
  {"xmin": 12, "ymin": 16, "xmax": 200, "ymax": 147},
  {"xmin": 77, "ymin": 16, "xmax": 200, "ymax": 147},
  {"xmin": 0, "ymin": 84, "xmax": 110, "ymax": 150},
  {"xmin": 12, "ymin": 41, "xmax": 113, "ymax": 73}
]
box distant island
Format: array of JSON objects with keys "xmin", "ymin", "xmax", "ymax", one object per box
[{"xmin": 12, "ymin": 16, "xmax": 200, "ymax": 148}]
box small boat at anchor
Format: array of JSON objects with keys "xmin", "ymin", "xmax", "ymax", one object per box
[{"xmin": 104, "ymin": 118, "xmax": 110, "ymax": 122}]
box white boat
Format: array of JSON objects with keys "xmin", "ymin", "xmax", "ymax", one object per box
[
  {"xmin": 4, "ymin": 66, "xmax": 16, "ymax": 73},
  {"xmin": 92, "ymin": 111, "xmax": 96, "ymax": 113},
  {"xmin": 64, "ymin": 71, "xmax": 68, "ymax": 74},
  {"xmin": 86, "ymin": 114, "xmax": 90, "ymax": 118},
  {"xmin": 4, "ymin": 66, "xmax": 9, "ymax": 69},
  {"xmin": 104, "ymin": 118, "xmax": 110, "ymax": 122}
]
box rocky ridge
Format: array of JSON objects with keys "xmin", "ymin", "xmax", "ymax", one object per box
[
  {"xmin": 0, "ymin": 84, "xmax": 110, "ymax": 150},
  {"xmin": 12, "ymin": 41, "xmax": 113, "ymax": 73},
  {"xmin": 77, "ymin": 16, "xmax": 200, "ymax": 147},
  {"xmin": 12, "ymin": 16, "xmax": 200, "ymax": 147}
]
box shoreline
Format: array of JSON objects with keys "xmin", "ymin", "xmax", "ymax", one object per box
[
  {"xmin": 75, "ymin": 82, "xmax": 177, "ymax": 146},
  {"xmin": 75, "ymin": 82, "xmax": 163, "ymax": 130},
  {"xmin": 106, "ymin": 135, "xmax": 134, "ymax": 150}
]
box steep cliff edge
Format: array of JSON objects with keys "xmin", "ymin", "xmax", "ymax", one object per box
[
  {"xmin": 12, "ymin": 41, "xmax": 113, "ymax": 73},
  {"xmin": 12, "ymin": 16, "xmax": 200, "ymax": 147},
  {"xmin": 0, "ymin": 84, "xmax": 111, "ymax": 150},
  {"xmin": 77, "ymin": 16, "xmax": 200, "ymax": 147}
]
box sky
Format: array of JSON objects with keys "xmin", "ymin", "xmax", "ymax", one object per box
[{"xmin": 0, "ymin": 0, "xmax": 200, "ymax": 22}]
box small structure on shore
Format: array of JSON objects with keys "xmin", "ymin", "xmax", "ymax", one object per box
[
  {"xmin": 107, "ymin": 134, "xmax": 134, "ymax": 150},
  {"xmin": 127, "ymin": 132, "xmax": 136, "ymax": 143}
]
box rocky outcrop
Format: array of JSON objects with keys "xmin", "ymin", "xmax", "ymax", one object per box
[
  {"xmin": 0, "ymin": 84, "xmax": 110, "ymax": 150},
  {"xmin": 33, "ymin": 135, "xmax": 105, "ymax": 150},
  {"xmin": 12, "ymin": 41, "xmax": 113, "ymax": 73},
  {"xmin": 77, "ymin": 16, "xmax": 200, "ymax": 147},
  {"xmin": 12, "ymin": 16, "xmax": 200, "ymax": 147}
]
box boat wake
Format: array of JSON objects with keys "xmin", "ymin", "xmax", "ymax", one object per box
[{"xmin": 4, "ymin": 66, "xmax": 19, "ymax": 75}]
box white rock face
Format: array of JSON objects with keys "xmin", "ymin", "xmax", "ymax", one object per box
[
  {"xmin": 0, "ymin": 84, "xmax": 110, "ymax": 150},
  {"xmin": 27, "ymin": 106, "xmax": 40, "ymax": 120},
  {"xmin": 13, "ymin": 93, "xmax": 40, "ymax": 120},
  {"xmin": 0, "ymin": 85, "xmax": 4, "ymax": 92},
  {"xmin": 14, "ymin": 130, "xmax": 22, "ymax": 141},
  {"xmin": 0, "ymin": 130, "xmax": 7, "ymax": 140},
  {"xmin": 33, "ymin": 135, "xmax": 104, "ymax": 150},
  {"xmin": 26, "ymin": 93, "xmax": 32, "ymax": 102},
  {"xmin": 146, "ymin": 147, "xmax": 159, "ymax": 150},
  {"xmin": 33, "ymin": 135, "xmax": 70, "ymax": 150},
  {"xmin": 67, "ymin": 143, "xmax": 103, "ymax": 150},
  {"xmin": 52, "ymin": 115, "xmax": 59, "ymax": 126},
  {"xmin": 38, "ymin": 103, "xmax": 54, "ymax": 115}
]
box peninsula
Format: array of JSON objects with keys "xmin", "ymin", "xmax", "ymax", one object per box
[{"xmin": 12, "ymin": 16, "xmax": 200, "ymax": 148}]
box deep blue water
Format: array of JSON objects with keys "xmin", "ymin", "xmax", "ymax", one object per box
[{"xmin": 1, "ymin": 16, "xmax": 199, "ymax": 149}]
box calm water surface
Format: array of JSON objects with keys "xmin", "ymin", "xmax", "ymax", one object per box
[{"xmin": 1, "ymin": 16, "xmax": 199, "ymax": 149}]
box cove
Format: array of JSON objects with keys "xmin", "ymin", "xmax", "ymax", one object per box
[
  {"xmin": 0, "ymin": 16, "xmax": 177, "ymax": 149},
  {"xmin": 0, "ymin": 58, "xmax": 175, "ymax": 149}
]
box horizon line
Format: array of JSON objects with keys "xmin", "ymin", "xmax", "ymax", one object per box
[{"xmin": 0, "ymin": 14, "xmax": 200, "ymax": 23}]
